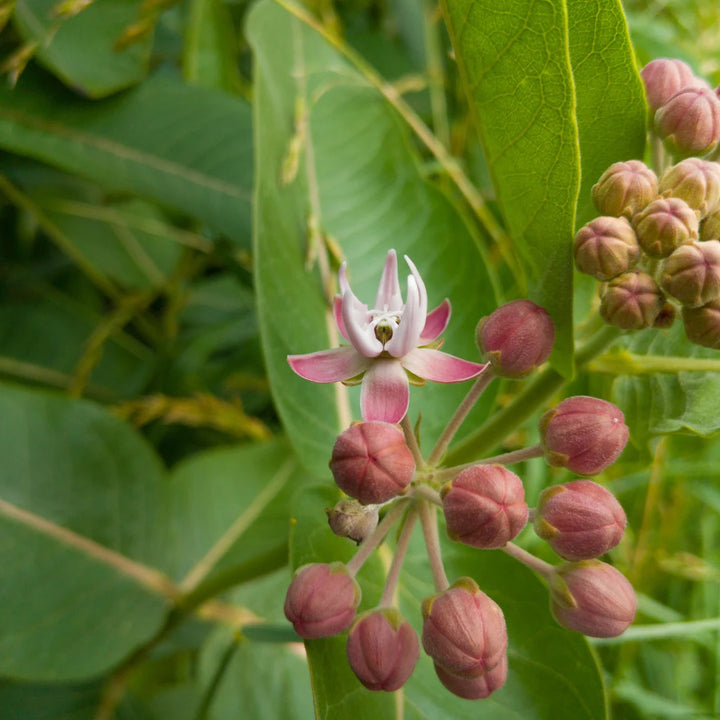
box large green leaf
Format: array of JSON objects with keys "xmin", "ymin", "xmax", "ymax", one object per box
[
  {"xmin": 249, "ymin": 0, "xmax": 498, "ymax": 477},
  {"xmin": 0, "ymin": 70, "xmax": 252, "ymax": 240},
  {"xmin": 13, "ymin": 0, "xmax": 152, "ymax": 98},
  {"xmin": 441, "ymin": 0, "xmax": 580, "ymax": 375}
]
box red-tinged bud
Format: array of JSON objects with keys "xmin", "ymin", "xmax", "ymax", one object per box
[
  {"xmin": 661, "ymin": 240, "xmax": 720, "ymax": 308},
  {"xmin": 655, "ymin": 86, "xmax": 720, "ymax": 157},
  {"xmin": 633, "ymin": 197, "xmax": 699, "ymax": 259},
  {"xmin": 682, "ymin": 298, "xmax": 720, "ymax": 348},
  {"xmin": 550, "ymin": 560, "xmax": 636, "ymax": 638},
  {"xmin": 600, "ymin": 270, "xmax": 666, "ymax": 330},
  {"xmin": 574, "ymin": 216, "xmax": 642, "ymax": 280},
  {"xmin": 476, "ymin": 299, "xmax": 555, "ymax": 378},
  {"xmin": 346, "ymin": 608, "xmax": 419, "ymax": 692},
  {"xmin": 653, "ymin": 301, "xmax": 677, "ymax": 329},
  {"xmin": 284, "ymin": 562, "xmax": 361, "ymax": 639},
  {"xmin": 659, "ymin": 158, "xmax": 720, "ymax": 218},
  {"xmin": 641, "ymin": 58, "xmax": 703, "ymax": 113},
  {"xmin": 540, "ymin": 396, "xmax": 629, "ymax": 476},
  {"xmin": 326, "ymin": 499, "xmax": 379, "ymax": 545},
  {"xmin": 441, "ymin": 465, "xmax": 528, "ymax": 549},
  {"xmin": 700, "ymin": 209, "xmax": 720, "ymax": 241},
  {"xmin": 330, "ymin": 422, "xmax": 415, "ymax": 505},
  {"xmin": 421, "ymin": 577, "xmax": 507, "ymax": 679},
  {"xmin": 592, "ymin": 160, "xmax": 658, "ymax": 218},
  {"xmin": 433, "ymin": 654, "xmax": 508, "ymax": 700},
  {"xmin": 534, "ymin": 480, "xmax": 627, "ymax": 560}
]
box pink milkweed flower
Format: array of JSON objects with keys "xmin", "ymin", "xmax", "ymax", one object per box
[{"xmin": 288, "ymin": 250, "xmax": 488, "ymax": 423}]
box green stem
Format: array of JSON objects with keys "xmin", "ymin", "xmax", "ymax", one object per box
[
  {"xmin": 379, "ymin": 508, "xmax": 418, "ymax": 606},
  {"xmin": 436, "ymin": 444, "xmax": 544, "ymax": 482},
  {"xmin": 401, "ymin": 414, "xmax": 424, "ymax": 467},
  {"xmin": 589, "ymin": 351, "xmax": 720, "ymax": 375},
  {"xmin": 502, "ymin": 542, "xmax": 554, "ymax": 580},
  {"xmin": 591, "ymin": 617, "xmax": 720, "ymax": 644},
  {"xmin": 194, "ymin": 634, "xmax": 241, "ymax": 720},
  {"xmin": 419, "ymin": 500, "xmax": 449, "ymax": 592}
]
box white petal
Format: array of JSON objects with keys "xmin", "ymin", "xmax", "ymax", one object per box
[
  {"xmin": 342, "ymin": 289, "xmax": 383, "ymax": 357},
  {"xmin": 374, "ymin": 249, "xmax": 403, "ymax": 311}
]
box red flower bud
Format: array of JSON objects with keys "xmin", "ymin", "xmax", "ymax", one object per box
[
  {"xmin": 550, "ymin": 560, "xmax": 636, "ymax": 638},
  {"xmin": 574, "ymin": 216, "xmax": 642, "ymax": 280},
  {"xmin": 330, "ymin": 422, "xmax": 415, "ymax": 505},
  {"xmin": 540, "ymin": 396, "xmax": 629, "ymax": 476},
  {"xmin": 477, "ymin": 300, "xmax": 555, "ymax": 378},
  {"xmin": 661, "ymin": 240, "xmax": 720, "ymax": 308},
  {"xmin": 682, "ymin": 298, "xmax": 720, "ymax": 349},
  {"xmin": 655, "ymin": 86, "xmax": 720, "ymax": 157},
  {"xmin": 641, "ymin": 58, "xmax": 703, "ymax": 113},
  {"xmin": 346, "ymin": 608, "xmax": 419, "ymax": 691},
  {"xmin": 659, "ymin": 158, "xmax": 720, "ymax": 219},
  {"xmin": 600, "ymin": 270, "xmax": 665, "ymax": 330},
  {"xmin": 441, "ymin": 465, "xmax": 528, "ymax": 549},
  {"xmin": 421, "ymin": 577, "xmax": 507, "ymax": 679},
  {"xmin": 534, "ymin": 480, "xmax": 627, "ymax": 560},
  {"xmin": 592, "ymin": 160, "xmax": 658, "ymax": 218},
  {"xmin": 433, "ymin": 653, "xmax": 508, "ymax": 700},
  {"xmin": 633, "ymin": 197, "xmax": 699, "ymax": 259},
  {"xmin": 284, "ymin": 562, "xmax": 361, "ymax": 639}
]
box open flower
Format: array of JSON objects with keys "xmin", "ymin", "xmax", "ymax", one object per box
[{"xmin": 288, "ymin": 250, "xmax": 487, "ymax": 423}]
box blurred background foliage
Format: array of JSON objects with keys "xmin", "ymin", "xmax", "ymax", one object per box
[{"xmin": 0, "ymin": 0, "xmax": 719, "ymax": 718}]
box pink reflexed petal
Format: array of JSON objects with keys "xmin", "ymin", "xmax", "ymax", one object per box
[
  {"xmin": 333, "ymin": 295, "xmax": 349, "ymax": 341},
  {"xmin": 402, "ymin": 348, "xmax": 488, "ymax": 383},
  {"xmin": 288, "ymin": 347, "xmax": 370, "ymax": 383},
  {"xmin": 360, "ymin": 359, "xmax": 410, "ymax": 423},
  {"xmin": 404, "ymin": 255, "xmax": 428, "ymax": 319},
  {"xmin": 374, "ymin": 249, "xmax": 403, "ymax": 311},
  {"xmin": 385, "ymin": 276, "xmax": 425, "ymax": 358},
  {"xmin": 419, "ymin": 299, "xmax": 451, "ymax": 344},
  {"xmin": 342, "ymin": 289, "xmax": 383, "ymax": 357}
]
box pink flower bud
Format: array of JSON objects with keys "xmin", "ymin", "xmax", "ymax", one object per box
[
  {"xmin": 659, "ymin": 158, "xmax": 720, "ymax": 218},
  {"xmin": 441, "ymin": 465, "xmax": 528, "ymax": 549},
  {"xmin": 540, "ymin": 396, "xmax": 629, "ymax": 476},
  {"xmin": 574, "ymin": 216, "xmax": 642, "ymax": 280},
  {"xmin": 326, "ymin": 498, "xmax": 379, "ymax": 545},
  {"xmin": 534, "ymin": 480, "xmax": 627, "ymax": 560},
  {"xmin": 682, "ymin": 298, "xmax": 720, "ymax": 348},
  {"xmin": 433, "ymin": 653, "xmax": 508, "ymax": 700},
  {"xmin": 346, "ymin": 608, "xmax": 419, "ymax": 691},
  {"xmin": 655, "ymin": 86, "xmax": 720, "ymax": 157},
  {"xmin": 633, "ymin": 197, "xmax": 699, "ymax": 259},
  {"xmin": 550, "ymin": 560, "xmax": 636, "ymax": 638},
  {"xmin": 421, "ymin": 577, "xmax": 507, "ymax": 679},
  {"xmin": 284, "ymin": 562, "xmax": 361, "ymax": 639},
  {"xmin": 661, "ymin": 240, "xmax": 720, "ymax": 308},
  {"xmin": 476, "ymin": 300, "xmax": 555, "ymax": 378},
  {"xmin": 600, "ymin": 270, "xmax": 665, "ymax": 330},
  {"xmin": 641, "ymin": 58, "xmax": 703, "ymax": 113},
  {"xmin": 592, "ymin": 160, "xmax": 658, "ymax": 218},
  {"xmin": 330, "ymin": 422, "xmax": 415, "ymax": 505}
]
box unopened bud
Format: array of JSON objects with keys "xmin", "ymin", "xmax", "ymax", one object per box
[
  {"xmin": 655, "ymin": 86, "xmax": 720, "ymax": 157},
  {"xmin": 661, "ymin": 240, "xmax": 720, "ymax": 308},
  {"xmin": 422, "ymin": 577, "xmax": 507, "ymax": 679},
  {"xmin": 330, "ymin": 422, "xmax": 415, "ymax": 505},
  {"xmin": 550, "ymin": 560, "xmax": 636, "ymax": 638},
  {"xmin": 326, "ymin": 499, "xmax": 379, "ymax": 545},
  {"xmin": 653, "ymin": 301, "xmax": 678, "ymax": 329},
  {"xmin": 592, "ymin": 160, "xmax": 658, "ymax": 218},
  {"xmin": 433, "ymin": 654, "xmax": 507, "ymax": 700},
  {"xmin": 633, "ymin": 197, "xmax": 699, "ymax": 258},
  {"xmin": 284, "ymin": 562, "xmax": 361, "ymax": 639},
  {"xmin": 641, "ymin": 58, "xmax": 703, "ymax": 113},
  {"xmin": 346, "ymin": 608, "xmax": 419, "ymax": 691},
  {"xmin": 574, "ymin": 216, "xmax": 641, "ymax": 280},
  {"xmin": 476, "ymin": 299, "xmax": 555, "ymax": 378},
  {"xmin": 682, "ymin": 298, "xmax": 720, "ymax": 348},
  {"xmin": 534, "ymin": 480, "xmax": 627, "ymax": 560},
  {"xmin": 441, "ymin": 465, "xmax": 528, "ymax": 549},
  {"xmin": 540, "ymin": 396, "xmax": 629, "ymax": 476},
  {"xmin": 600, "ymin": 270, "xmax": 666, "ymax": 330},
  {"xmin": 700, "ymin": 209, "xmax": 720, "ymax": 241},
  {"xmin": 659, "ymin": 158, "xmax": 720, "ymax": 218}
]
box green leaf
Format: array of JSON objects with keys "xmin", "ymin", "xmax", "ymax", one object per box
[
  {"xmin": 0, "ymin": 383, "xmax": 170, "ymax": 682},
  {"xmin": 0, "ymin": 70, "xmax": 253, "ymax": 240},
  {"xmin": 13, "ymin": 0, "xmax": 152, "ymax": 97},
  {"xmin": 248, "ymin": 0, "xmax": 498, "ymax": 477},
  {"xmin": 567, "ymin": 0, "xmax": 647, "ymax": 227},
  {"xmin": 441, "ymin": 0, "xmax": 580, "ymax": 375}
]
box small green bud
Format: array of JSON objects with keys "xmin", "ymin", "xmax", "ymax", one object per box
[
  {"xmin": 661, "ymin": 240, "xmax": 720, "ymax": 308},
  {"xmin": 682, "ymin": 299, "xmax": 720, "ymax": 349},
  {"xmin": 633, "ymin": 197, "xmax": 699, "ymax": 259},
  {"xmin": 659, "ymin": 158, "xmax": 720, "ymax": 218},
  {"xmin": 592, "ymin": 160, "xmax": 658, "ymax": 218}
]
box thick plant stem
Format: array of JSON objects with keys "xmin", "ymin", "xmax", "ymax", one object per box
[
  {"xmin": 427, "ymin": 367, "xmax": 495, "ymax": 467},
  {"xmin": 401, "ymin": 414, "xmax": 424, "ymax": 466},
  {"xmin": 502, "ymin": 542, "xmax": 554, "ymax": 580},
  {"xmin": 379, "ymin": 509, "xmax": 418, "ymax": 606},
  {"xmin": 419, "ymin": 500, "xmax": 449, "ymax": 592}
]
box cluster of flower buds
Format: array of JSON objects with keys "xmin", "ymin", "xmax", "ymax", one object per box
[
  {"xmin": 285, "ymin": 250, "xmax": 636, "ymax": 701},
  {"xmin": 573, "ymin": 58, "xmax": 720, "ymax": 349}
]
